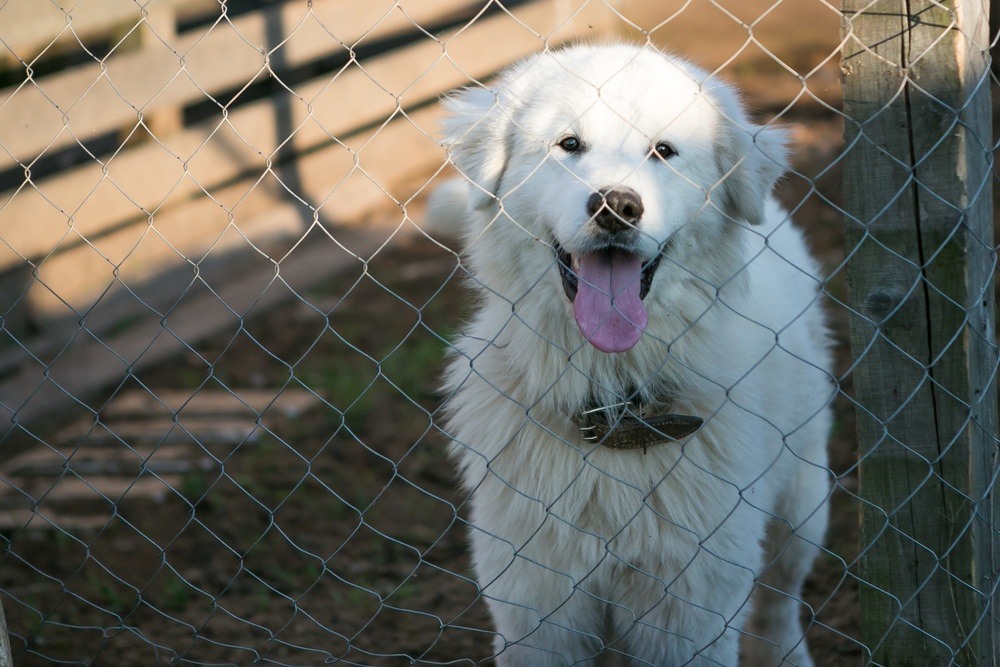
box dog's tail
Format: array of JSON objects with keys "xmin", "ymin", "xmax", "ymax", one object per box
[{"xmin": 422, "ymin": 178, "xmax": 470, "ymax": 238}]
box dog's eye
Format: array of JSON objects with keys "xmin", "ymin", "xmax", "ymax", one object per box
[
  {"xmin": 557, "ymin": 136, "xmax": 581, "ymax": 153},
  {"xmin": 653, "ymin": 141, "xmax": 678, "ymax": 160}
]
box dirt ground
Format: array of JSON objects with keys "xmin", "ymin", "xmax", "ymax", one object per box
[{"xmin": 1, "ymin": 2, "xmax": 872, "ymax": 665}]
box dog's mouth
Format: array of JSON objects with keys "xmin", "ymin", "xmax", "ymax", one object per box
[{"xmin": 555, "ymin": 242, "xmax": 663, "ymax": 354}]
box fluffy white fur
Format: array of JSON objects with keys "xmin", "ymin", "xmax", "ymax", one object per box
[{"xmin": 434, "ymin": 44, "xmax": 834, "ymax": 666}]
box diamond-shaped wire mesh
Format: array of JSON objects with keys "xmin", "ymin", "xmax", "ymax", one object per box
[{"xmin": 0, "ymin": 0, "xmax": 995, "ymax": 665}]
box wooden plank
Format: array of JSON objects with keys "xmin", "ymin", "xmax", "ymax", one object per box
[
  {"xmin": 99, "ymin": 387, "xmax": 320, "ymax": 419},
  {"xmin": 0, "ymin": 0, "xmax": 589, "ymax": 273},
  {"xmin": 0, "ymin": 509, "xmax": 114, "ymax": 533},
  {"xmin": 22, "ymin": 101, "xmax": 447, "ymax": 326},
  {"xmin": 140, "ymin": 5, "xmax": 185, "ymax": 138},
  {"xmin": 1, "ymin": 0, "xmax": 606, "ymax": 287},
  {"xmin": 6, "ymin": 441, "xmax": 198, "ymax": 476},
  {"xmin": 0, "ymin": 122, "xmax": 440, "ymax": 384},
  {"xmin": 0, "ymin": 0, "xmax": 215, "ymax": 61},
  {"xmin": 0, "ymin": 101, "xmax": 446, "ymax": 374},
  {"xmin": 20, "ymin": 474, "xmax": 175, "ymax": 505},
  {"xmin": 0, "ymin": 0, "xmax": 476, "ymax": 165},
  {"xmin": 57, "ymin": 418, "xmax": 262, "ymax": 447},
  {"xmin": 842, "ymin": 0, "xmax": 997, "ymax": 663},
  {"xmin": 0, "ymin": 104, "xmax": 443, "ymax": 425}
]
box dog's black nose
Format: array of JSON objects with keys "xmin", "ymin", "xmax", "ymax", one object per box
[{"xmin": 587, "ymin": 187, "xmax": 644, "ymax": 233}]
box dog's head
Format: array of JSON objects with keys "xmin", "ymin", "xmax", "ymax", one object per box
[{"xmin": 442, "ymin": 44, "xmax": 788, "ymax": 353}]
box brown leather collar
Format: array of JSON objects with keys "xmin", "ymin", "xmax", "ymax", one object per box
[{"xmin": 574, "ymin": 399, "xmax": 702, "ymax": 453}]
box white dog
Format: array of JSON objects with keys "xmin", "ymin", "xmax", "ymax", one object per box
[{"xmin": 433, "ymin": 43, "xmax": 833, "ymax": 666}]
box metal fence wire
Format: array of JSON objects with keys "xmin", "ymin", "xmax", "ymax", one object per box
[{"xmin": 0, "ymin": 0, "xmax": 996, "ymax": 665}]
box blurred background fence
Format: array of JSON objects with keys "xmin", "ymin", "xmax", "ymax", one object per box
[
  {"xmin": 0, "ymin": 0, "xmax": 612, "ymax": 425},
  {"xmin": 0, "ymin": 0, "xmax": 995, "ymax": 665}
]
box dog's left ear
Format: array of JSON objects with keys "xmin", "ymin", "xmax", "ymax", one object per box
[{"xmin": 713, "ymin": 99, "xmax": 789, "ymax": 226}]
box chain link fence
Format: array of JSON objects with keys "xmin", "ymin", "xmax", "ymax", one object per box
[{"xmin": 0, "ymin": 0, "xmax": 995, "ymax": 664}]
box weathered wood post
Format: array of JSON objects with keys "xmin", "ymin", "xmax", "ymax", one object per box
[
  {"xmin": 841, "ymin": 0, "xmax": 999, "ymax": 663},
  {"xmin": 0, "ymin": 599, "xmax": 11, "ymax": 667}
]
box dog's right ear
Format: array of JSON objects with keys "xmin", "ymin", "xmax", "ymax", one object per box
[{"xmin": 441, "ymin": 87, "xmax": 510, "ymax": 210}]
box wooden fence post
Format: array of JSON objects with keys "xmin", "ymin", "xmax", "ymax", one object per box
[
  {"xmin": 841, "ymin": 0, "xmax": 998, "ymax": 663},
  {"xmin": 0, "ymin": 598, "xmax": 11, "ymax": 667},
  {"xmin": 139, "ymin": 5, "xmax": 183, "ymax": 138}
]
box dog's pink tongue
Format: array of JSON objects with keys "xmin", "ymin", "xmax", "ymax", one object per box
[{"xmin": 573, "ymin": 249, "xmax": 647, "ymax": 353}]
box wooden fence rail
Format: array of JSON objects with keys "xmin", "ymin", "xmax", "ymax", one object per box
[{"xmin": 0, "ymin": 0, "xmax": 616, "ymax": 425}]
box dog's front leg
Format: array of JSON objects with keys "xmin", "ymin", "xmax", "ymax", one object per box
[{"xmin": 469, "ymin": 501, "xmax": 607, "ymax": 666}]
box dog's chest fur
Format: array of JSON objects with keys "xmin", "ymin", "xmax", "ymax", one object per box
[{"xmin": 444, "ymin": 321, "xmax": 771, "ymax": 541}]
